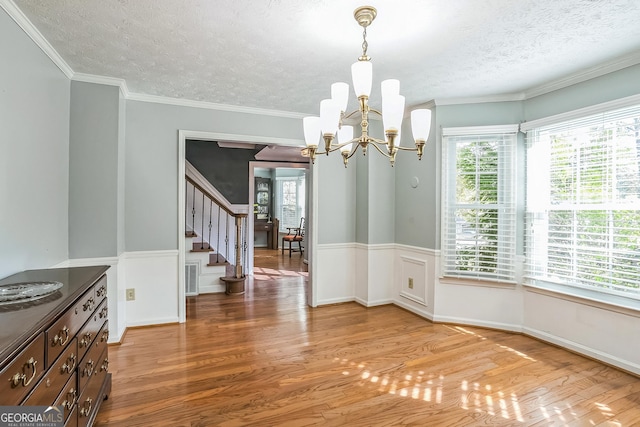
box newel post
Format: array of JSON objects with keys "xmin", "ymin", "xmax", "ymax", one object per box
[{"xmin": 222, "ymin": 213, "xmax": 247, "ymax": 294}]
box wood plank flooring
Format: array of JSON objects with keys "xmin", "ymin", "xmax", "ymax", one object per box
[{"xmin": 95, "ymin": 249, "xmax": 640, "ymax": 426}]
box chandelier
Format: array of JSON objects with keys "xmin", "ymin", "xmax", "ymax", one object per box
[{"xmin": 303, "ymin": 6, "xmax": 432, "ymax": 167}]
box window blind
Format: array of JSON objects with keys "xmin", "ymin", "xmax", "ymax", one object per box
[
  {"xmin": 525, "ymin": 104, "xmax": 640, "ymax": 298},
  {"xmin": 275, "ymin": 176, "xmax": 305, "ymax": 232},
  {"xmin": 441, "ymin": 127, "xmax": 518, "ymax": 283}
]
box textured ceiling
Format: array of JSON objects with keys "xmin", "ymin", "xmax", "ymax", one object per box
[{"xmin": 10, "ymin": 0, "xmax": 640, "ymax": 115}]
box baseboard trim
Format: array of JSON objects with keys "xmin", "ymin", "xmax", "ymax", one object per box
[
  {"xmin": 126, "ymin": 317, "xmax": 180, "ymax": 328},
  {"xmin": 317, "ymin": 297, "xmax": 356, "ymax": 306},
  {"xmin": 523, "ymin": 326, "xmax": 640, "ymax": 376},
  {"xmin": 355, "ymin": 297, "xmax": 394, "ymax": 307},
  {"xmin": 432, "ymin": 315, "xmax": 523, "ymax": 333}
]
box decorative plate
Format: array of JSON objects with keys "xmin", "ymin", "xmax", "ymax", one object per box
[{"xmin": 0, "ymin": 281, "xmax": 64, "ymax": 305}]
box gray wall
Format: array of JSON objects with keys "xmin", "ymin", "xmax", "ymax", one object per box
[
  {"xmin": 125, "ymin": 100, "xmax": 305, "ymax": 251},
  {"xmin": 186, "ymin": 139, "xmax": 264, "ymax": 204},
  {"xmin": 524, "ymin": 64, "xmax": 640, "ymax": 121},
  {"xmin": 118, "ymin": 93, "xmax": 126, "ymax": 255},
  {"xmin": 0, "ymin": 8, "xmax": 70, "ymax": 278},
  {"xmin": 316, "ymin": 150, "xmax": 356, "ymax": 245},
  {"xmin": 394, "ymin": 111, "xmax": 439, "ymax": 248},
  {"xmin": 69, "ymin": 81, "xmax": 121, "ymax": 258}
]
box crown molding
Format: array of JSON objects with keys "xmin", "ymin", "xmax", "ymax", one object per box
[
  {"xmin": 126, "ymin": 92, "xmax": 307, "ymax": 119},
  {"xmin": 1, "ymin": 0, "xmax": 73, "ymax": 79},
  {"xmin": 181, "ymin": 130, "xmax": 303, "ymax": 147},
  {"xmin": 432, "ymin": 92, "xmax": 526, "ymax": 106},
  {"xmin": 422, "ymin": 51, "xmax": 640, "ymax": 107},
  {"xmin": 524, "ymin": 51, "xmax": 640, "ymax": 99},
  {"xmin": 72, "ymin": 73, "xmax": 130, "ymax": 97}
]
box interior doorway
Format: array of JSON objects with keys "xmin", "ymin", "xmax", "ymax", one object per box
[
  {"xmin": 177, "ymin": 131, "xmax": 314, "ymax": 323},
  {"xmin": 247, "ymin": 161, "xmax": 309, "ymax": 277}
]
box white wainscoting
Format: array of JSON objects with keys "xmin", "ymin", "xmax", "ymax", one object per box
[
  {"xmin": 355, "ymin": 243, "xmax": 395, "ymax": 307},
  {"xmin": 315, "ymin": 243, "xmax": 357, "ymax": 305},
  {"xmin": 523, "ymin": 289, "xmax": 640, "ymax": 375},
  {"xmin": 123, "ymin": 250, "xmax": 180, "ymax": 327}
]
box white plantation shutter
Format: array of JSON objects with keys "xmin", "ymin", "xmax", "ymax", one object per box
[
  {"xmin": 276, "ymin": 176, "xmax": 305, "ymax": 232},
  {"xmin": 441, "ymin": 125, "xmax": 518, "ymax": 283},
  {"xmin": 525, "ymin": 104, "xmax": 640, "ymax": 298}
]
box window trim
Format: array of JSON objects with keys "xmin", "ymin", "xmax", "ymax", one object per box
[
  {"xmin": 441, "ymin": 125, "xmax": 519, "ymax": 283},
  {"xmin": 524, "ymin": 102, "xmax": 640, "ymax": 301}
]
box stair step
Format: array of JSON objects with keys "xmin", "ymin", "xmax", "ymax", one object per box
[
  {"xmin": 208, "ymin": 253, "xmax": 228, "ymax": 266},
  {"xmin": 185, "ymin": 231, "xmax": 198, "ymax": 238},
  {"xmin": 191, "ymin": 241, "xmax": 214, "ymax": 252}
]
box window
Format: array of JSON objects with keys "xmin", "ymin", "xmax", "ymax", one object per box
[
  {"xmin": 442, "ymin": 126, "xmax": 518, "ymax": 283},
  {"xmin": 275, "ymin": 175, "xmax": 305, "ymax": 232},
  {"xmin": 524, "ymin": 104, "xmax": 640, "ymax": 299}
]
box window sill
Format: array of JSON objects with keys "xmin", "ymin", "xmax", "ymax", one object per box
[
  {"xmin": 523, "ymin": 281, "xmax": 640, "ymax": 318},
  {"xmin": 439, "ymin": 276, "xmax": 517, "ymax": 289}
]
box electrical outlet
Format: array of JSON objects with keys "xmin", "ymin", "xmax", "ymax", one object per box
[
  {"xmin": 408, "ymin": 277, "xmax": 414, "ymax": 289},
  {"xmin": 126, "ymin": 288, "xmax": 135, "ymax": 301}
]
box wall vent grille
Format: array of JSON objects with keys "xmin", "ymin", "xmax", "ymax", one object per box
[{"xmin": 185, "ymin": 263, "xmax": 199, "ymax": 296}]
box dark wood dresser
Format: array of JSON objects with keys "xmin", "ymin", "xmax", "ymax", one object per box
[{"xmin": 0, "ymin": 266, "xmax": 111, "ymax": 427}]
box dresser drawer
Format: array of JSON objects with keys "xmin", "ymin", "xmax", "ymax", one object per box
[
  {"xmin": 54, "ymin": 372, "xmax": 78, "ymax": 424},
  {"xmin": 64, "ymin": 403, "xmax": 78, "ymax": 427},
  {"xmin": 77, "ymin": 347, "xmax": 108, "ymax": 427},
  {"xmin": 93, "ymin": 275, "xmax": 107, "ymax": 307},
  {"xmin": 46, "ymin": 287, "xmax": 97, "ymax": 364},
  {"xmin": 0, "ymin": 333, "xmax": 45, "ymax": 405},
  {"xmin": 77, "ymin": 298, "xmax": 108, "ymax": 360},
  {"xmin": 23, "ymin": 338, "xmax": 78, "ymax": 406},
  {"xmin": 78, "ymin": 321, "xmax": 107, "ymax": 394}
]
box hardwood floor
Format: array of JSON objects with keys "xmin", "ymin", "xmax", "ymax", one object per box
[{"xmin": 96, "ymin": 249, "xmax": 639, "ymax": 426}]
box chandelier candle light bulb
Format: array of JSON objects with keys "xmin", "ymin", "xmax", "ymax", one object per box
[{"xmin": 302, "ymin": 5, "xmax": 432, "ymax": 167}]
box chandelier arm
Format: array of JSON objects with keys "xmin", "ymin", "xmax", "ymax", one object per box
[
  {"xmin": 367, "ymin": 137, "xmax": 388, "ymax": 146},
  {"xmin": 327, "ymin": 137, "xmax": 360, "ymax": 153},
  {"xmin": 346, "ymin": 144, "xmax": 361, "ymax": 160},
  {"xmin": 396, "ymin": 146, "xmax": 419, "ymax": 152},
  {"xmin": 342, "ymin": 109, "xmax": 361, "ymax": 120},
  {"xmin": 367, "ymin": 140, "xmax": 392, "ymax": 158},
  {"xmin": 368, "ymin": 107, "xmax": 382, "ymax": 117}
]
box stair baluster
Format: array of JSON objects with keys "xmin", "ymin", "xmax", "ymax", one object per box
[
  {"xmin": 200, "ymin": 192, "xmax": 205, "ymax": 249},
  {"xmin": 191, "ymin": 184, "xmax": 196, "ymax": 236},
  {"xmin": 208, "ymin": 199, "xmax": 213, "ymax": 253},
  {"xmin": 216, "ymin": 206, "xmax": 221, "ymax": 264}
]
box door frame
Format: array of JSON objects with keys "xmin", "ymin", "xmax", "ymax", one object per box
[
  {"xmin": 177, "ymin": 130, "xmax": 314, "ymax": 322},
  {"xmin": 248, "ymin": 161, "xmax": 309, "ymax": 275}
]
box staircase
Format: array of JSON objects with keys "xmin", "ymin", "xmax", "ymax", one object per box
[
  {"xmin": 184, "ymin": 232, "xmax": 229, "ymax": 294},
  {"xmin": 185, "ymin": 164, "xmax": 248, "ymax": 295}
]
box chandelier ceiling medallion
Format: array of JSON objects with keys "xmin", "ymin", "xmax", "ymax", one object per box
[{"xmin": 303, "ymin": 6, "xmax": 432, "ymax": 167}]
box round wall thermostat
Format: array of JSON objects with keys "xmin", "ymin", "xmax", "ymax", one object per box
[{"xmin": 410, "ymin": 176, "xmax": 419, "ymax": 188}]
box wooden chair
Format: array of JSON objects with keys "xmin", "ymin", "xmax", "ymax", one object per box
[{"xmin": 282, "ymin": 217, "xmax": 305, "ymax": 257}]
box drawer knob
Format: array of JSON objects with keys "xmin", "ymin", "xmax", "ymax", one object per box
[
  {"xmin": 9, "ymin": 357, "xmax": 37, "ymax": 388},
  {"xmin": 52, "ymin": 326, "xmax": 70, "ymax": 347},
  {"xmin": 83, "ymin": 297, "xmax": 95, "ymax": 312},
  {"xmin": 79, "ymin": 397, "xmax": 93, "ymax": 417},
  {"xmin": 63, "ymin": 388, "xmax": 77, "ymax": 410},
  {"xmin": 101, "ymin": 330, "xmax": 109, "ymax": 343},
  {"xmin": 83, "ymin": 359, "xmax": 95, "ymax": 378},
  {"xmin": 96, "ymin": 285, "xmax": 106, "ymax": 297},
  {"xmin": 99, "ymin": 306, "xmax": 108, "ymax": 319},
  {"xmin": 101, "ymin": 358, "xmax": 109, "ymax": 372},
  {"xmin": 61, "ymin": 353, "xmax": 76, "ymax": 373},
  {"xmin": 80, "ymin": 332, "xmax": 93, "ymax": 348}
]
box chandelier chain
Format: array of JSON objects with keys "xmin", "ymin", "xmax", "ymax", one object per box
[{"xmin": 361, "ymin": 26, "xmax": 368, "ymax": 59}]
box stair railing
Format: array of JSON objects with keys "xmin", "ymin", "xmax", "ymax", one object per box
[{"xmin": 185, "ymin": 176, "xmax": 246, "ymax": 279}]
